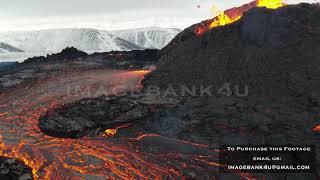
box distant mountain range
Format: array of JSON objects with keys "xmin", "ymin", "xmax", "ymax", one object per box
[
  {"xmin": 111, "ymin": 27, "xmax": 180, "ymax": 49},
  {"xmin": 0, "ymin": 29, "xmax": 140, "ymax": 53},
  {"xmin": 0, "ymin": 42, "xmax": 23, "ymax": 53},
  {"xmin": 0, "ymin": 28, "xmax": 181, "ymax": 53}
]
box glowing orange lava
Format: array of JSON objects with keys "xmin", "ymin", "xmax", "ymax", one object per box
[
  {"xmin": 195, "ymin": 0, "xmax": 286, "ymax": 36},
  {"xmin": 209, "ymin": 12, "xmax": 241, "ymax": 29},
  {"xmin": 257, "ymin": 0, "xmax": 284, "ymax": 9},
  {"xmin": 103, "ymin": 129, "xmax": 117, "ymax": 137},
  {"xmin": 312, "ymin": 125, "xmax": 320, "ymax": 132},
  {"xmin": 0, "ymin": 68, "xmax": 258, "ymax": 179}
]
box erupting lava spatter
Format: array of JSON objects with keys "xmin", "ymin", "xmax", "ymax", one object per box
[
  {"xmin": 0, "ymin": 69, "xmax": 258, "ymax": 179},
  {"xmin": 195, "ymin": 0, "xmax": 285, "ymax": 36},
  {"xmin": 257, "ymin": 0, "xmax": 284, "ymax": 9}
]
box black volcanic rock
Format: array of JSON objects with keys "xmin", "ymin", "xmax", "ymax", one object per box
[
  {"xmin": 24, "ymin": 47, "xmax": 88, "ymax": 64},
  {"xmin": 21, "ymin": 48, "xmax": 158, "ymax": 70},
  {"xmin": 143, "ymin": 3, "xmax": 320, "ymax": 100},
  {"xmin": 83, "ymin": 49, "xmax": 159, "ymax": 69},
  {"xmin": 57, "ymin": 47, "xmax": 88, "ymax": 59},
  {"xmin": 0, "ymin": 156, "xmax": 32, "ymax": 180},
  {"xmin": 89, "ymin": 49, "xmax": 160, "ymax": 63},
  {"xmin": 39, "ymin": 95, "xmax": 153, "ymax": 138}
]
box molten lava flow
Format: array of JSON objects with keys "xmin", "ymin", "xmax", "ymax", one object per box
[
  {"xmin": 0, "ymin": 68, "xmax": 258, "ymax": 179},
  {"xmin": 209, "ymin": 12, "xmax": 241, "ymax": 29},
  {"xmin": 257, "ymin": 0, "xmax": 284, "ymax": 9},
  {"xmin": 195, "ymin": 0, "xmax": 285, "ymax": 36},
  {"xmin": 208, "ymin": 4, "xmax": 242, "ymax": 30}
]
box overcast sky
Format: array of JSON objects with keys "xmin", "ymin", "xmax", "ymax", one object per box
[{"xmin": 0, "ymin": 0, "xmax": 315, "ymax": 31}]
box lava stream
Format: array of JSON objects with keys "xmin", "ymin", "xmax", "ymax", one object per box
[
  {"xmin": 195, "ymin": 0, "xmax": 286, "ymax": 36},
  {"xmin": 0, "ymin": 69, "xmax": 256, "ymax": 179}
]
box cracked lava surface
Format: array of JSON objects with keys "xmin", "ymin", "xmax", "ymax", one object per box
[{"xmin": 0, "ymin": 69, "xmax": 254, "ymax": 179}]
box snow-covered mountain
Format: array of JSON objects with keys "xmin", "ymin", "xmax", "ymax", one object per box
[
  {"xmin": 0, "ymin": 43, "xmax": 23, "ymax": 53},
  {"xmin": 0, "ymin": 28, "xmax": 141, "ymax": 53},
  {"xmin": 0, "ymin": 27, "xmax": 181, "ymax": 54},
  {"xmin": 111, "ymin": 27, "xmax": 181, "ymax": 49}
]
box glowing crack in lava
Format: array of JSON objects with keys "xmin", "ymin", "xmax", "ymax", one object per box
[
  {"xmin": 312, "ymin": 125, "xmax": 320, "ymax": 132},
  {"xmin": 0, "ymin": 69, "xmax": 258, "ymax": 179},
  {"xmin": 195, "ymin": 0, "xmax": 286, "ymax": 36},
  {"xmin": 103, "ymin": 129, "xmax": 117, "ymax": 137}
]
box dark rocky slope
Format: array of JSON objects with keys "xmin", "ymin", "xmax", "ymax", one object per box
[{"xmin": 144, "ymin": 3, "xmax": 320, "ymax": 100}]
